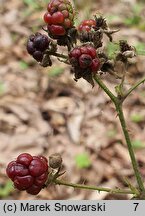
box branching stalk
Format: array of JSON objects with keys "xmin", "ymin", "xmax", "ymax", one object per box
[
  {"xmin": 94, "ymin": 74, "xmax": 145, "ymax": 195},
  {"xmin": 93, "ymin": 75, "xmax": 117, "ymax": 103},
  {"xmin": 115, "ymin": 103, "xmax": 145, "ymax": 192},
  {"xmin": 123, "ymin": 76, "xmax": 145, "ymax": 101}
]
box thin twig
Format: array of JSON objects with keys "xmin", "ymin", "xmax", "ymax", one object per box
[{"xmin": 123, "ymin": 76, "xmax": 145, "ymax": 101}]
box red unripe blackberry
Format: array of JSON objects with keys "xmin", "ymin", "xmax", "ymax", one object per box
[
  {"xmin": 44, "ymin": 12, "xmax": 52, "ymax": 24},
  {"xmin": 26, "ymin": 185, "xmax": 42, "ymax": 195},
  {"xmin": 44, "ymin": 0, "xmax": 75, "ymax": 37},
  {"xmin": 29, "ymin": 158, "xmax": 47, "ymax": 177},
  {"xmin": 14, "ymin": 175, "xmax": 34, "ymax": 190},
  {"xmin": 27, "ymin": 33, "xmax": 50, "ymax": 62},
  {"xmin": 79, "ymin": 54, "xmax": 92, "ymax": 68},
  {"xmin": 69, "ymin": 45, "xmax": 100, "ymax": 80},
  {"xmin": 47, "ymin": 25, "xmax": 66, "ymax": 36},
  {"xmin": 87, "ymin": 46, "xmax": 97, "ymax": 58},
  {"xmin": 51, "ymin": 11, "xmax": 64, "ymax": 24},
  {"xmin": 17, "ymin": 153, "xmax": 33, "ymax": 166},
  {"xmin": 69, "ymin": 48, "xmax": 81, "ymax": 58},
  {"xmin": 91, "ymin": 58, "xmax": 100, "ymax": 72},
  {"xmin": 78, "ymin": 19, "xmax": 96, "ymax": 32},
  {"xmin": 69, "ymin": 45, "xmax": 99, "ymax": 69},
  {"xmin": 6, "ymin": 153, "xmax": 49, "ymax": 195}
]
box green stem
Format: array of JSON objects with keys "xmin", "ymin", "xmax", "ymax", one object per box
[
  {"xmin": 115, "ymin": 104, "xmax": 145, "ymax": 192},
  {"xmin": 93, "ymin": 75, "xmax": 145, "ymax": 194},
  {"xmin": 50, "ymin": 52, "xmax": 68, "ymax": 60},
  {"xmin": 93, "ymin": 75, "xmax": 117, "ymax": 103},
  {"xmin": 123, "ymin": 76, "xmax": 145, "ymax": 101},
  {"xmin": 54, "ymin": 179, "xmax": 135, "ymax": 195}
]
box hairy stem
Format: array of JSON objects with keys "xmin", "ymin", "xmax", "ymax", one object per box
[
  {"xmin": 123, "ymin": 76, "xmax": 145, "ymax": 101},
  {"xmin": 94, "ymin": 75, "xmax": 145, "ymax": 194},
  {"xmin": 115, "ymin": 104, "xmax": 145, "ymax": 192},
  {"xmin": 54, "ymin": 179, "xmax": 135, "ymax": 195}
]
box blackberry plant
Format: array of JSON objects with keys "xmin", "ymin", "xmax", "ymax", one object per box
[{"xmin": 6, "ymin": 0, "xmax": 145, "ymax": 199}]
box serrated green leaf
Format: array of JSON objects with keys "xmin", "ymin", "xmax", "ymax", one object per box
[{"xmin": 75, "ymin": 153, "xmax": 91, "ymax": 169}]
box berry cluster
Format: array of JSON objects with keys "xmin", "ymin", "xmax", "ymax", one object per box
[
  {"xmin": 78, "ymin": 19, "xmax": 96, "ymax": 32},
  {"xmin": 44, "ymin": 0, "xmax": 74, "ymax": 38},
  {"xmin": 69, "ymin": 45, "xmax": 100, "ymax": 86},
  {"xmin": 27, "ymin": 33, "xmax": 50, "ymax": 62},
  {"xmin": 69, "ymin": 45, "xmax": 100, "ymax": 72},
  {"xmin": 6, "ymin": 153, "xmax": 48, "ymax": 195},
  {"xmin": 26, "ymin": 0, "xmax": 117, "ymax": 86}
]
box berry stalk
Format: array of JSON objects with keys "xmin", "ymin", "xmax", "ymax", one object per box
[
  {"xmin": 115, "ymin": 103, "xmax": 145, "ymax": 194},
  {"xmin": 54, "ymin": 179, "xmax": 137, "ymax": 195},
  {"xmin": 122, "ymin": 76, "xmax": 145, "ymax": 101}
]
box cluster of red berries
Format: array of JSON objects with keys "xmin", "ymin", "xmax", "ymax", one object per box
[
  {"xmin": 78, "ymin": 19, "xmax": 96, "ymax": 32},
  {"xmin": 6, "ymin": 153, "xmax": 48, "ymax": 195},
  {"xmin": 44, "ymin": 0, "xmax": 74, "ymax": 38},
  {"xmin": 69, "ymin": 45, "xmax": 100, "ymax": 73},
  {"xmin": 26, "ymin": 0, "xmax": 101, "ymax": 82},
  {"xmin": 27, "ymin": 33, "xmax": 50, "ymax": 62}
]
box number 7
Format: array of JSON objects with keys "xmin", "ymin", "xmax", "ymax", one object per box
[{"xmin": 133, "ymin": 203, "xmax": 139, "ymax": 211}]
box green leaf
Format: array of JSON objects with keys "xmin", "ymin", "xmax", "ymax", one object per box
[
  {"xmin": 130, "ymin": 113, "xmax": 144, "ymax": 123},
  {"xmin": 48, "ymin": 67, "xmax": 64, "ymax": 77},
  {"xmin": 75, "ymin": 153, "xmax": 91, "ymax": 169},
  {"xmin": 132, "ymin": 140, "xmax": 145, "ymax": 149},
  {"xmin": 0, "ymin": 181, "xmax": 14, "ymax": 198}
]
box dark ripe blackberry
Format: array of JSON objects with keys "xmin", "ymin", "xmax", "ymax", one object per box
[
  {"xmin": 33, "ymin": 51, "xmax": 43, "ymax": 62},
  {"xmin": 33, "ymin": 35, "xmax": 49, "ymax": 51},
  {"xmin": 27, "ymin": 41, "xmax": 35, "ymax": 55},
  {"xmin": 27, "ymin": 32, "xmax": 50, "ymax": 62}
]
